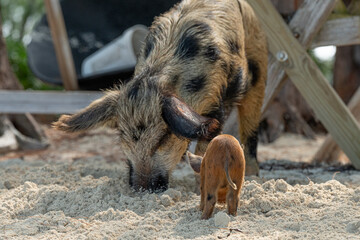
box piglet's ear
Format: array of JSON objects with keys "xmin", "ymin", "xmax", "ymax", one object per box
[
  {"xmin": 186, "ymin": 151, "xmax": 203, "ymax": 173},
  {"xmin": 162, "ymin": 96, "xmax": 220, "ymax": 140},
  {"xmin": 53, "ymin": 91, "xmax": 119, "ymax": 132}
]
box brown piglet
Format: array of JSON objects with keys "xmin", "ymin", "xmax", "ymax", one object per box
[{"xmin": 187, "ymin": 134, "xmax": 245, "ymax": 219}]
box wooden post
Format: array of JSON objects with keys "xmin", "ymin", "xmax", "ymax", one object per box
[
  {"xmin": 248, "ymin": 0, "xmax": 360, "ymax": 169},
  {"xmin": 312, "ymin": 16, "xmax": 360, "ymax": 48},
  {"xmin": 313, "ymin": 87, "xmax": 360, "ymax": 164},
  {"xmin": 44, "ymin": 0, "xmax": 78, "ymax": 90},
  {"xmin": 261, "ymin": 0, "xmax": 336, "ymax": 114}
]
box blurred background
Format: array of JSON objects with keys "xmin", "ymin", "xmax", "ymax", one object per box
[
  {"xmin": 0, "ymin": 0, "xmax": 60, "ymax": 90},
  {"xmin": 0, "ymin": 0, "xmax": 342, "ymax": 91}
]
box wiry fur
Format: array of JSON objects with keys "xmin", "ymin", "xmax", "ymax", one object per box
[{"xmin": 53, "ymin": 0, "xmax": 267, "ymax": 192}]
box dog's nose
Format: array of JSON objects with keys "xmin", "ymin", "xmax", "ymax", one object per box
[
  {"xmin": 148, "ymin": 173, "xmax": 169, "ymax": 193},
  {"xmin": 130, "ymin": 170, "xmax": 169, "ymax": 193}
]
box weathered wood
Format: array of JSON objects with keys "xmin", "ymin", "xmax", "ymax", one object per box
[
  {"xmin": 0, "ymin": 90, "xmax": 103, "ymax": 114},
  {"xmin": 44, "ymin": 0, "xmax": 78, "ymax": 90},
  {"xmin": 313, "ymin": 87, "xmax": 360, "ymax": 164},
  {"xmin": 248, "ymin": 0, "xmax": 360, "ymax": 169},
  {"xmin": 261, "ymin": 0, "xmax": 336, "ymax": 114},
  {"xmin": 270, "ymin": 0, "xmax": 304, "ymax": 16},
  {"xmin": 312, "ymin": 135, "xmax": 339, "ymax": 165},
  {"xmin": 9, "ymin": 113, "xmax": 44, "ymax": 141},
  {"xmin": 312, "ymin": 17, "xmax": 360, "ymax": 48},
  {"xmin": 286, "ymin": 103, "xmax": 316, "ymax": 139}
]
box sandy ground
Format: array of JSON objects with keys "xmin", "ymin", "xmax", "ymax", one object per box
[{"xmin": 0, "ymin": 127, "xmax": 360, "ymax": 239}]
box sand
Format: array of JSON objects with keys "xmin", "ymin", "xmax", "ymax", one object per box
[{"xmin": 0, "ymin": 128, "xmax": 360, "ymax": 239}]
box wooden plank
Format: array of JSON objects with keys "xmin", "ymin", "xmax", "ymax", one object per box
[
  {"xmin": 270, "ymin": 0, "xmax": 304, "ymax": 15},
  {"xmin": 261, "ymin": 0, "xmax": 336, "ymax": 114},
  {"xmin": 313, "ymin": 87, "xmax": 360, "ymax": 164},
  {"xmin": 312, "ymin": 16, "xmax": 360, "ymax": 48},
  {"xmin": 248, "ymin": 0, "xmax": 360, "ymax": 169},
  {"xmin": 0, "ymin": 91, "xmax": 103, "ymax": 114},
  {"xmin": 44, "ymin": 0, "xmax": 78, "ymax": 90}
]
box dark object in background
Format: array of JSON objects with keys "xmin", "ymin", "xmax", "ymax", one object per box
[
  {"xmin": 27, "ymin": 0, "xmax": 179, "ymax": 90},
  {"xmin": 333, "ymin": 45, "xmax": 360, "ymax": 104}
]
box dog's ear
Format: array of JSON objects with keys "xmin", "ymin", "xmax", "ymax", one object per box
[
  {"xmin": 162, "ymin": 96, "xmax": 220, "ymax": 140},
  {"xmin": 185, "ymin": 151, "xmax": 203, "ymax": 173},
  {"xmin": 53, "ymin": 91, "xmax": 120, "ymax": 132}
]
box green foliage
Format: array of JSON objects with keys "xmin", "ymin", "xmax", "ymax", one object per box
[
  {"xmin": 1, "ymin": 0, "xmax": 44, "ymax": 41},
  {"xmin": 5, "ymin": 37, "xmax": 62, "ymax": 90},
  {"xmin": 309, "ymin": 50, "xmax": 335, "ymax": 85},
  {"xmin": 1, "ymin": 0, "xmax": 62, "ymax": 90}
]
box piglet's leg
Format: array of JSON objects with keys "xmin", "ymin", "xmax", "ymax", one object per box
[
  {"xmin": 227, "ymin": 169, "xmax": 244, "ymax": 216},
  {"xmin": 201, "ymin": 193, "xmax": 217, "ymax": 219},
  {"xmin": 201, "ymin": 176, "xmax": 218, "ymax": 219},
  {"xmin": 200, "ymin": 169, "xmax": 205, "ymax": 211},
  {"xmin": 195, "ymin": 140, "xmax": 209, "ymax": 194},
  {"xmin": 226, "ymin": 188, "xmax": 240, "ymax": 216}
]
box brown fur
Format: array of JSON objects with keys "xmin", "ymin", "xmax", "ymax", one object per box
[
  {"xmin": 196, "ymin": 134, "xmax": 245, "ymax": 219},
  {"xmin": 53, "ymin": 0, "xmax": 267, "ymax": 192}
]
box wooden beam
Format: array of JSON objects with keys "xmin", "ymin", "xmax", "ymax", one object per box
[
  {"xmin": 44, "ymin": 0, "xmax": 78, "ymax": 90},
  {"xmin": 312, "ymin": 16, "xmax": 360, "ymax": 48},
  {"xmin": 261, "ymin": 0, "xmax": 336, "ymax": 114},
  {"xmin": 0, "ymin": 90, "xmax": 103, "ymax": 114},
  {"xmin": 248, "ymin": 0, "xmax": 360, "ymax": 169},
  {"xmin": 313, "ymin": 87, "xmax": 360, "ymax": 164}
]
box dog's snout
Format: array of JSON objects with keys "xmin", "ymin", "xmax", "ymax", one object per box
[
  {"xmin": 149, "ymin": 174, "xmax": 169, "ymax": 193},
  {"xmin": 129, "ymin": 167, "xmax": 169, "ymax": 193}
]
